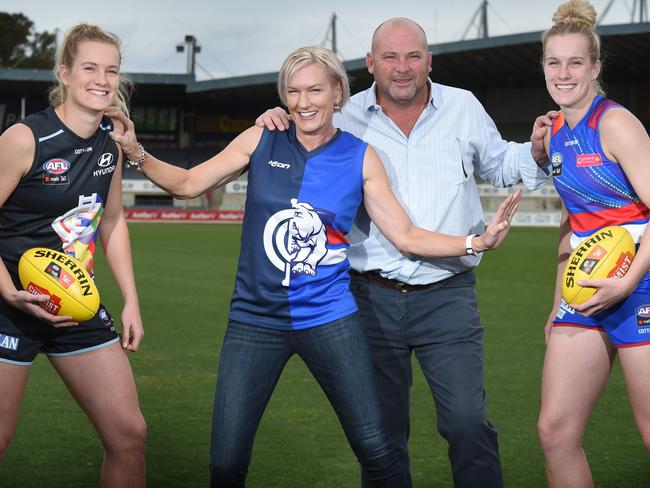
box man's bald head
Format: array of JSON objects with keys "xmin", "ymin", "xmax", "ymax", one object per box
[{"xmin": 371, "ymin": 17, "xmax": 429, "ymax": 53}]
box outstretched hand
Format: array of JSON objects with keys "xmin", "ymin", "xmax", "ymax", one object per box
[
  {"xmin": 106, "ymin": 110, "xmax": 141, "ymax": 161},
  {"xmin": 476, "ymin": 190, "xmax": 521, "ymax": 251}
]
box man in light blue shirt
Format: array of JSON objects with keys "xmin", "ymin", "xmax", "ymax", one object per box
[{"xmin": 257, "ymin": 17, "xmax": 551, "ymax": 488}]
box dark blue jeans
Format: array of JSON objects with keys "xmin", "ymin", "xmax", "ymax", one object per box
[
  {"xmin": 351, "ymin": 271, "xmax": 503, "ymax": 488},
  {"xmin": 209, "ymin": 313, "xmax": 409, "ymax": 487}
]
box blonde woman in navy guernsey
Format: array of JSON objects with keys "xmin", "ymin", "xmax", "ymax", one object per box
[
  {"xmin": 538, "ymin": 1, "xmax": 650, "ymax": 486},
  {"xmin": 0, "ymin": 25, "xmax": 146, "ymax": 486},
  {"xmin": 110, "ymin": 46, "xmax": 519, "ymax": 487}
]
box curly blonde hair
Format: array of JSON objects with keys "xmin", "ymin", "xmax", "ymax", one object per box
[
  {"xmin": 542, "ymin": 0, "xmax": 603, "ymax": 95},
  {"xmin": 49, "ymin": 24, "xmax": 132, "ymax": 117}
]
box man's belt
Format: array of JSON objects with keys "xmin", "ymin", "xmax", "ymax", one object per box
[{"xmin": 349, "ymin": 269, "xmax": 435, "ymax": 292}]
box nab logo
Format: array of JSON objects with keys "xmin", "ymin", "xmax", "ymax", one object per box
[
  {"xmin": 97, "ymin": 153, "xmax": 114, "ymax": 167},
  {"xmin": 268, "ymin": 160, "xmax": 291, "ymax": 169},
  {"xmin": 43, "ymin": 159, "xmax": 70, "ymax": 175}
]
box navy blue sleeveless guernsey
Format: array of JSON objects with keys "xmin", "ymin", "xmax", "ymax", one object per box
[
  {"xmin": 229, "ymin": 124, "xmax": 366, "ymax": 330},
  {"xmin": 0, "ymin": 107, "xmax": 118, "ymax": 283}
]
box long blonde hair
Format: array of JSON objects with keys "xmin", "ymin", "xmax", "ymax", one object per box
[
  {"xmin": 542, "ymin": 0, "xmax": 604, "ymax": 95},
  {"xmin": 49, "ymin": 24, "xmax": 132, "ymax": 117}
]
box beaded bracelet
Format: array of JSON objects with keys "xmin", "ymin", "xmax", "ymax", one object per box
[{"xmin": 126, "ymin": 143, "xmax": 147, "ymax": 170}]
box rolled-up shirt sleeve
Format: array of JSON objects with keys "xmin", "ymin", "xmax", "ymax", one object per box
[{"xmin": 473, "ymin": 99, "xmax": 550, "ymax": 191}]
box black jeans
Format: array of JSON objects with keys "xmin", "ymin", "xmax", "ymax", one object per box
[{"xmin": 351, "ymin": 271, "xmax": 503, "ymax": 488}]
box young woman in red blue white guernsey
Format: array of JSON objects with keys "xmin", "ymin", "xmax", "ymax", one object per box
[
  {"xmin": 0, "ymin": 25, "xmax": 146, "ymax": 486},
  {"xmin": 109, "ymin": 45, "xmax": 520, "ymax": 486},
  {"xmin": 538, "ymin": 1, "xmax": 650, "ymax": 485}
]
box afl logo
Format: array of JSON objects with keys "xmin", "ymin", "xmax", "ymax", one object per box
[
  {"xmin": 43, "ymin": 158, "xmax": 70, "ymax": 175},
  {"xmin": 636, "ymin": 305, "xmax": 650, "ymax": 327},
  {"xmin": 97, "ymin": 153, "xmax": 114, "ymax": 167}
]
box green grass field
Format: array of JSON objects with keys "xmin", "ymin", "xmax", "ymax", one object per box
[{"xmin": 1, "ymin": 225, "xmax": 648, "ymax": 487}]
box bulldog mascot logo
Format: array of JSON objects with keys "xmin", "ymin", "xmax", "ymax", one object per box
[{"xmin": 264, "ymin": 199, "xmax": 346, "ymax": 286}]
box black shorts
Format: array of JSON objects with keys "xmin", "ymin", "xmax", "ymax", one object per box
[{"xmin": 0, "ymin": 298, "xmax": 119, "ymax": 365}]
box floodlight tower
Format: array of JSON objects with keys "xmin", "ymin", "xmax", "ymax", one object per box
[
  {"xmin": 331, "ymin": 13, "xmax": 337, "ymax": 54},
  {"xmin": 599, "ymin": 0, "xmax": 648, "ymax": 24},
  {"xmin": 176, "ymin": 35, "xmax": 202, "ymax": 76},
  {"xmin": 461, "ymin": 1, "xmax": 489, "ymax": 40}
]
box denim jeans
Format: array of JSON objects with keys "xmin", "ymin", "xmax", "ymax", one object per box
[
  {"xmin": 209, "ymin": 313, "xmax": 409, "ymax": 487},
  {"xmin": 351, "ymin": 271, "xmax": 503, "ymax": 488}
]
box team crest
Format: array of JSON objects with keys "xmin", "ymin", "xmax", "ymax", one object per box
[
  {"xmin": 263, "ymin": 199, "xmax": 347, "ymax": 286},
  {"xmin": 51, "ymin": 193, "xmax": 104, "ymax": 276},
  {"xmin": 98, "ymin": 306, "xmax": 115, "ymax": 331}
]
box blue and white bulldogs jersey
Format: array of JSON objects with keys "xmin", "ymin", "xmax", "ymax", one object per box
[{"xmin": 229, "ymin": 124, "xmax": 366, "ymax": 330}]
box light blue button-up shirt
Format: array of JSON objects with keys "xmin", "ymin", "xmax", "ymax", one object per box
[{"xmin": 335, "ymin": 80, "xmax": 549, "ymax": 284}]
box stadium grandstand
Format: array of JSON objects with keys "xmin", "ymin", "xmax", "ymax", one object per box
[{"xmin": 1, "ymin": 21, "xmax": 649, "ymax": 225}]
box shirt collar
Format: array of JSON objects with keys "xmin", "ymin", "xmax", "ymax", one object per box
[{"xmin": 363, "ymin": 79, "xmax": 439, "ymax": 112}]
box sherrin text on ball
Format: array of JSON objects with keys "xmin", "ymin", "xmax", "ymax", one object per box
[
  {"xmin": 562, "ymin": 226, "xmax": 635, "ymax": 305},
  {"xmin": 18, "ymin": 247, "xmax": 100, "ymax": 322}
]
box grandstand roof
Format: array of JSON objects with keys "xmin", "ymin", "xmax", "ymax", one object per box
[
  {"xmin": 0, "ymin": 69, "xmax": 193, "ymax": 104},
  {"xmin": 185, "ymin": 22, "xmax": 650, "ymax": 112},
  {"xmin": 1, "ymin": 22, "xmax": 649, "ymax": 111}
]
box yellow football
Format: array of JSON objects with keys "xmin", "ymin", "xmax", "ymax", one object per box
[
  {"xmin": 562, "ymin": 226, "xmax": 636, "ymax": 305},
  {"xmin": 18, "ymin": 248, "xmax": 100, "ymax": 322}
]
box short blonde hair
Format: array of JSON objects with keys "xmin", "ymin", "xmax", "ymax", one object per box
[
  {"xmin": 50, "ymin": 23, "xmax": 132, "ymax": 117},
  {"xmin": 542, "ymin": 0, "xmax": 604, "ymax": 95},
  {"xmin": 277, "ymin": 46, "xmax": 350, "ymax": 110}
]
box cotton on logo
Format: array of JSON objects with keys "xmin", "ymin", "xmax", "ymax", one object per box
[{"xmin": 43, "ymin": 159, "xmax": 70, "ymax": 174}]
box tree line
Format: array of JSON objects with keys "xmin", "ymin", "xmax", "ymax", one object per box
[{"xmin": 0, "ymin": 12, "xmax": 56, "ymax": 69}]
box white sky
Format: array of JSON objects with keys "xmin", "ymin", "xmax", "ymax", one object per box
[{"xmin": 1, "ymin": 0, "xmax": 637, "ymax": 79}]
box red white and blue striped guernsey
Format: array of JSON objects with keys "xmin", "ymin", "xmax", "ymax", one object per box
[
  {"xmin": 550, "ymin": 95, "xmax": 650, "ymax": 347},
  {"xmin": 549, "ymin": 95, "xmax": 650, "ymax": 248}
]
